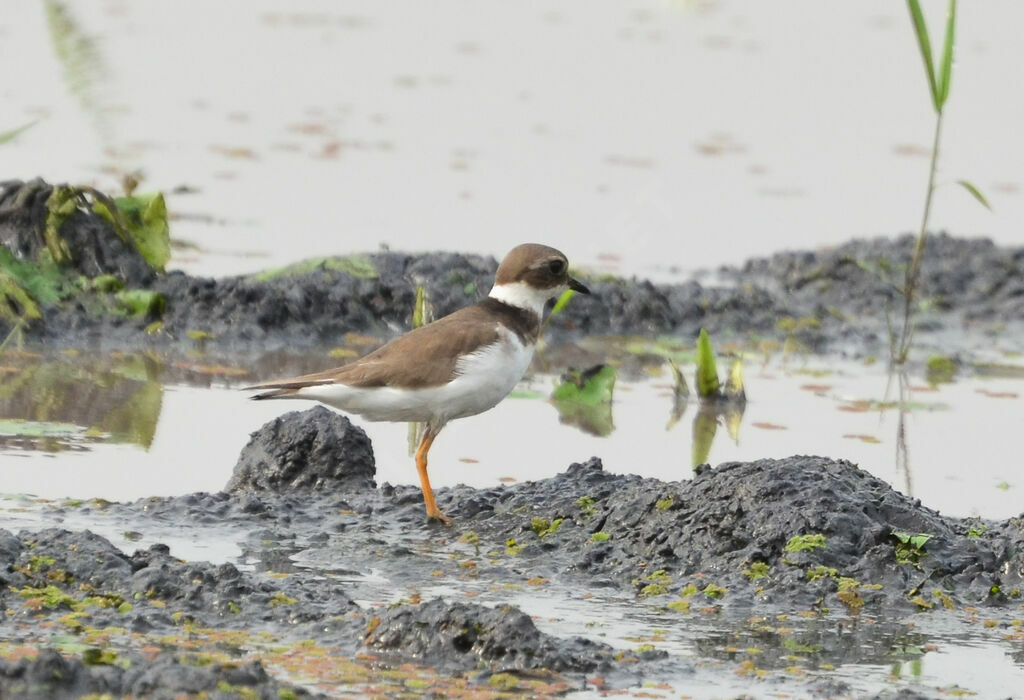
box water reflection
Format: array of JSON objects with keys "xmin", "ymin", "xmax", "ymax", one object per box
[{"xmin": 0, "ymin": 352, "xmax": 162, "ymax": 451}]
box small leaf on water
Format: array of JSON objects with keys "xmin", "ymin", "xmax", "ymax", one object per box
[
  {"xmin": 551, "ymin": 366, "xmax": 616, "ymax": 437},
  {"xmin": 955, "ymin": 180, "xmax": 992, "ymax": 210},
  {"xmin": 551, "ymin": 365, "xmax": 616, "ymax": 405},
  {"xmin": 695, "ymin": 329, "xmax": 720, "ymax": 398},
  {"xmin": 752, "ymin": 422, "xmax": 787, "ymax": 431}
]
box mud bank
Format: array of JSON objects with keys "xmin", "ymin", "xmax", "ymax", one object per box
[
  {"xmin": 3, "ymin": 407, "xmax": 1022, "ymax": 696},
  {"xmin": 3, "ymin": 179, "xmax": 1023, "ymax": 356}
]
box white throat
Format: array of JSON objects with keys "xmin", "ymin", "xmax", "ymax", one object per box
[{"xmin": 488, "ymin": 281, "xmax": 558, "ymax": 317}]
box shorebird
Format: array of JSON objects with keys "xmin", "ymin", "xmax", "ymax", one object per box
[{"xmin": 246, "ymin": 244, "xmax": 590, "ymax": 523}]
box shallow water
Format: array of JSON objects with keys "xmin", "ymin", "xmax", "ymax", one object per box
[
  {"xmin": 0, "ymin": 348, "xmax": 1020, "ymax": 519},
  {"xmin": 4, "ymin": 0, "xmax": 1024, "ymax": 281}
]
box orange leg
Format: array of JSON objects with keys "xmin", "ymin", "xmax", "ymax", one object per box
[{"xmin": 415, "ymin": 428, "xmax": 451, "ymax": 523}]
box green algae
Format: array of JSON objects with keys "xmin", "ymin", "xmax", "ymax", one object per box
[
  {"xmin": 785, "ymin": 534, "xmax": 827, "ymax": 553},
  {"xmin": 248, "ymin": 255, "xmax": 378, "ymax": 282}
]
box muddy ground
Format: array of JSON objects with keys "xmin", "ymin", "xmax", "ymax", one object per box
[
  {"xmin": 2, "ymin": 407, "xmax": 1023, "ymax": 697},
  {"xmin": 2, "ymin": 179, "xmax": 1024, "ymax": 697}
]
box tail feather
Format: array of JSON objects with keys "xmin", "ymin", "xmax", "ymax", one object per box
[{"xmin": 248, "ymin": 387, "xmax": 299, "ymax": 401}]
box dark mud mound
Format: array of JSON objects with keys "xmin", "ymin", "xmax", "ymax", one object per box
[
  {"xmin": 730, "ymin": 233, "xmax": 1024, "ymax": 323},
  {"xmin": 0, "ymin": 523, "xmax": 647, "ymax": 694},
  {"xmin": 228, "ymin": 405, "xmax": 376, "ymax": 494},
  {"xmin": 367, "ymin": 598, "xmax": 622, "ymax": 674},
  {"xmin": 0, "ymin": 649, "xmax": 317, "ymax": 700},
  {"xmin": 151, "ymin": 249, "xmax": 504, "ymax": 350},
  {"xmin": 0, "ymin": 528, "xmax": 357, "ymax": 628},
  {"xmin": 452, "ymin": 456, "xmax": 1023, "ymax": 611}
]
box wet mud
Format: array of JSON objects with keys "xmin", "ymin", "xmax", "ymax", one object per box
[
  {"xmin": 3, "ymin": 408, "xmax": 1023, "ymax": 696},
  {"xmin": 4, "ymin": 179, "xmax": 1024, "ymax": 695}
]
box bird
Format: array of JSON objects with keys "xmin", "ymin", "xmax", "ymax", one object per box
[{"xmin": 245, "ymin": 243, "xmax": 590, "ymax": 523}]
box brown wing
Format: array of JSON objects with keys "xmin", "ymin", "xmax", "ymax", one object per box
[{"xmin": 244, "ymin": 305, "xmax": 508, "ymax": 395}]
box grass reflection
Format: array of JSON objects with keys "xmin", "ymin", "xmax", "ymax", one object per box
[{"xmin": 0, "ymin": 352, "xmax": 162, "ymax": 451}]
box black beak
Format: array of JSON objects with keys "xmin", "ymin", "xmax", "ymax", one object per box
[{"xmin": 568, "ymin": 277, "xmax": 590, "ymax": 295}]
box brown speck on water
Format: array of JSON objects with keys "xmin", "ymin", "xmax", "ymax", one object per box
[{"xmin": 752, "ymin": 422, "xmax": 787, "ymax": 431}]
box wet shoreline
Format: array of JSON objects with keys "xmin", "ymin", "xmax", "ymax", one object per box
[{"xmin": 3, "ymin": 180, "xmax": 1024, "ymax": 696}]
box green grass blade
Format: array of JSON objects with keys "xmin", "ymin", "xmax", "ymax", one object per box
[
  {"xmin": 412, "ymin": 285, "xmax": 427, "ymax": 329},
  {"xmin": 955, "ymin": 180, "xmax": 992, "ymax": 210},
  {"xmin": 906, "ymin": 0, "xmax": 940, "ymax": 112},
  {"xmin": 936, "ymin": 0, "xmax": 957, "ymax": 108},
  {"xmin": 550, "ymin": 289, "xmax": 575, "ymax": 316}
]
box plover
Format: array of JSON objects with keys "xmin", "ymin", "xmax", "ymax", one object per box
[{"xmin": 247, "ymin": 244, "xmax": 590, "ymax": 523}]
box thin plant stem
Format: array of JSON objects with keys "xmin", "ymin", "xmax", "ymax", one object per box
[{"xmin": 895, "ymin": 109, "xmax": 944, "ymax": 365}]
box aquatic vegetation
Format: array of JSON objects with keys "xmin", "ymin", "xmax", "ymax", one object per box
[
  {"xmin": 785, "ymin": 534, "xmax": 827, "ymax": 553},
  {"xmin": 531, "ymin": 517, "xmax": 563, "ymax": 538},
  {"xmin": 892, "ymin": 531, "xmax": 932, "ymax": 565},
  {"xmin": 806, "ymin": 566, "xmax": 838, "ymax": 582},
  {"xmin": 93, "ymin": 192, "xmax": 171, "ymax": 272},
  {"xmin": 743, "ymin": 562, "xmax": 771, "ymax": 580},
  {"xmin": 926, "ymin": 354, "xmax": 957, "ymax": 384},
  {"xmin": 703, "ymin": 583, "xmax": 727, "ymax": 599},
  {"xmin": 576, "ymin": 495, "xmax": 597, "ymax": 518}
]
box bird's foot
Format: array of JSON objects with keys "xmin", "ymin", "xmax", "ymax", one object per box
[{"xmin": 426, "ymin": 506, "xmax": 452, "ymax": 525}]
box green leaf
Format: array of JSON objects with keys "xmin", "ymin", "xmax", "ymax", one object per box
[
  {"xmin": 955, "ymin": 179, "xmax": 991, "ymax": 210},
  {"xmin": 551, "ymin": 365, "xmax": 617, "ymax": 436},
  {"xmin": 0, "ymin": 121, "xmax": 37, "ymax": 146},
  {"xmin": 114, "ymin": 289, "xmax": 165, "ymax": 318},
  {"xmin": 936, "ymin": 0, "xmax": 957, "ymax": 108},
  {"xmin": 695, "ymin": 329, "xmax": 720, "ymax": 398},
  {"xmin": 551, "ymin": 365, "xmax": 616, "ymax": 405},
  {"xmin": 906, "ymin": 0, "xmax": 940, "ymax": 112},
  {"xmin": 892, "ymin": 531, "xmax": 932, "ymax": 549},
  {"xmin": 96, "ymin": 193, "xmax": 171, "ymax": 272}
]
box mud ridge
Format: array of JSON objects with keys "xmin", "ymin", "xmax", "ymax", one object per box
[{"xmin": 2, "ymin": 179, "xmax": 1023, "ymax": 356}]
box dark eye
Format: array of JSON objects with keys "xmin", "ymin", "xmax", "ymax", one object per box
[{"xmin": 548, "ymin": 259, "xmax": 565, "ymax": 274}]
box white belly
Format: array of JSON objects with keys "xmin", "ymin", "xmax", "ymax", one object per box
[{"xmin": 296, "ymin": 327, "xmax": 534, "ymax": 427}]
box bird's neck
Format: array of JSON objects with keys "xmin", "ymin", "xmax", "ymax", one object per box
[{"xmin": 488, "ymin": 281, "xmax": 551, "ymax": 318}]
